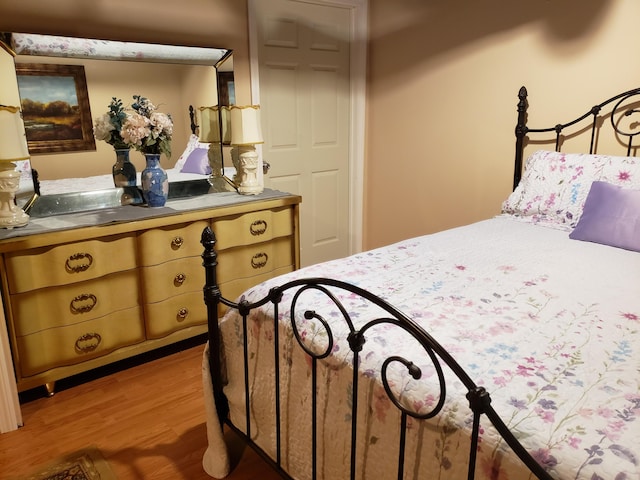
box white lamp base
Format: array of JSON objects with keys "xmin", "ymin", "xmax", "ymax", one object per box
[
  {"xmin": 235, "ymin": 146, "xmax": 263, "ymax": 195},
  {"xmin": 0, "ymin": 163, "xmax": 28, "ymax": 229}
]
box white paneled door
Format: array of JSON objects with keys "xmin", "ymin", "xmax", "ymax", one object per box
[{"xmin": 249, "ymin": 0, "xmax": 365, "ymax": 268}]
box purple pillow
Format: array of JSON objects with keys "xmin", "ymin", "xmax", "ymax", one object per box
[
  {"xmin": 569, "ymin": 181, "xmax": 640, "ymax": 252},
  {"xmin": 180, "ymin": 147, "xmax": 211, "ymax": 175}
]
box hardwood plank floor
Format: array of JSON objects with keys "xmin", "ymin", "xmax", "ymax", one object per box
[{"xmin": 0, "ymin": 340, "xmax": 282, "ymax": 479}]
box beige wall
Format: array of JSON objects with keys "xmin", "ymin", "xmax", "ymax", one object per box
[
  {"xmin": 2, "ymin": 0, "xmax": 640, "ymax": 248},
  {"xmin": 366, "ymin": 0, "xmax": 640, "ymax": 249}
]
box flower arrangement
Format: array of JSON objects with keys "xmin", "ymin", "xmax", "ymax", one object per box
[
  {"xmin": 121, "ymin": 95, "xmax": 173, "ymax": 158},
  {"xmin": 93, "ymin": 97, "xmax": 129, "ymax": 150}
]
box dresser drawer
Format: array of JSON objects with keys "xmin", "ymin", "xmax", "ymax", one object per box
[
  {"xmin": 212, "ymin": 206, "xmax": 294, "ymax": 250},
  {"xmin": 139, "ymin": 256, "xmax": 204, "ymax": 304},
  {"xmin": 5, "ymin": 233, "xmax": 137, "ymax": 293},
  {"xmin": 16, "ymin": 306, "xmax": 144, "ymax": 377},
  {"xmin": 10, "ymin": 270, "xmax": 140, "ymax": 336},
  {"xmin": 218, "ymin": 265, "xmax": 295, "ymax": 315},
  {"xmin": 137, "ymin": 220, "xmax": 209, "ymax": 266},
  {"xmin": 144, "ymin": 290, "xmax": 207, "ymax": 339},
  {"xmin": 216, "ymin": 236, "xmax": 294, "ymax": 283}
]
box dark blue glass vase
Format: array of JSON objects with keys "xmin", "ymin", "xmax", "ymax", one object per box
[
  {"xmin": 141, "ymin": 153, "xmax": 169, "ymax": 207},
  {"xmin": 112, "ymin": 149, "xmax": 136, "ymax": 187}
]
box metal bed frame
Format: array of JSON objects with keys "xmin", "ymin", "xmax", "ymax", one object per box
[
  {"xmin": 514, "ymin": 85, "xmax": 640, "ymax": 189},
  {"xmin": 202, "ymin": 85, "xmax": 640, "ymax": 480}
]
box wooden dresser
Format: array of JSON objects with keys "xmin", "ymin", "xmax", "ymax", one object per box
[{"xmin": 0, "ymin": 190, "xmax": 300, "ymax": 394}]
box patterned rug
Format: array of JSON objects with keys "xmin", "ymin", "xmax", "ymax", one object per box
[{"xmin": 12, "ymin": 447, "xmax": 117, "ymax": 480}]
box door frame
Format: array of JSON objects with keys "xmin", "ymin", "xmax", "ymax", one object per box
[{"xmin": 247, "ymin": 0, "xmax": 368, "ymax": 256}]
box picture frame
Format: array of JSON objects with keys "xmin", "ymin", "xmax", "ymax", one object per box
[{"xmin": 15, "ymin": 63, "xmax": 96, "ymax": 154}]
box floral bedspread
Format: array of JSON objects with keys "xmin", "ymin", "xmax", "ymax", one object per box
[{"xmin": 203, "ymin": 215, "xmax": 640, "ymax": 480}]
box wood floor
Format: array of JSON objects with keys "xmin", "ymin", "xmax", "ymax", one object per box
[{"xmin": 0, "ymin": 339, "xmax": 282, "ymax": 479}]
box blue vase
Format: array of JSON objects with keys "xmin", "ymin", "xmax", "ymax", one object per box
[
  {"xmin": 112, "ymin": 149, "xmax": 137, "ymax": 187},
  {"xmin": 141, "ymin": 153, "xmax": 169, "ymax": 207}
]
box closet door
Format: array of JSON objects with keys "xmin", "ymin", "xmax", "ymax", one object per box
[{"xmin": 250, "ymin": 0, "xmax": 364, "ymax": 267}]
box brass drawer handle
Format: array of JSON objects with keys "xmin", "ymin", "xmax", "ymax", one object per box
[
  {"xmin": 174, "ymin": 273, "xmax": 186, "ymax": 285},
  {"xmin": 70, "ymin": 293, "xmax": 97, "ymax": 313},
  {"xmin": 249, "ymin": 219, "xmax": 267, "ymax": 236},
  {"xmin": 171, "ymin": 236, "xmax": 184, "ymax": 249},
  {"xmin": 75, "ymin": 332, "xmax": 102, "ymax": 354},
  {"xmin": 65, "ymin": 253, "xmax": 94, "ymax": 273},
  {"xmin": 177, "ymin": 308, "xmax": 189, "ymax": 320},
  {"xmin": 251, "ymin": 252, "xmax": 269, "ymax": 269}
]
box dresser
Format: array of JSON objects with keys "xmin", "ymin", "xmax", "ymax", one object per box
[{"xmin": 0, "ymin": 190, "xmax": 300, "ymax": 394}]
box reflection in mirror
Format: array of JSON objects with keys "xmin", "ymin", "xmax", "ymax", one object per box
[{"xmin": 1, "ymin": 33, "xmax": 234, "ymax": 211}]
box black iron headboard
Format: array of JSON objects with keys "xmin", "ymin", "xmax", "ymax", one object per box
[{"xmin": 513, "ymin": 85, "xmax": 640, "ymax": 189}]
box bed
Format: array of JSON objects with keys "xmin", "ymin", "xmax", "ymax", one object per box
[{"xmin": 199, "ymin": 86, "xmax": 640, "ymax": 480}]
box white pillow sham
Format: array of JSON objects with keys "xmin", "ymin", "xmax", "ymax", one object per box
[{"xmin": 502, "ymin": 150, "xmax": 640, "ymax": 230}]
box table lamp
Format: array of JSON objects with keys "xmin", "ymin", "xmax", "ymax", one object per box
[
  {"xmin": 0, "ymin": 105, "xmax": 30, "ymax": 228},
  {"xmin": 230, "ymin": 105, "xmax": 264, "ymax": 195},
  {"xmin": 199, "ymin": 105, "xmax": 235, "ymax": 191}
]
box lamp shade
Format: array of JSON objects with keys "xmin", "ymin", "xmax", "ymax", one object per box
[
  {"xmin": 0, "ymin": 105, "xmax": 30, "ymax": 162},
  {"xmin": 220, "ymin": 106, "xmax": 231, "ymax": 144},
  {"xmin": 199, "ymin": 106, "xmax": 232, "ymax": 144},
  {"xmin": 199, "ymin": 106, "xmax": 221, "ymax": 143},
  {"xmin": 230, "ymin": 105, "xmax": 263, "ymax": 146}
]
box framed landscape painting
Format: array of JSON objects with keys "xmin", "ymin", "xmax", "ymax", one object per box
[{"xmin": 15, "ymin": 63, "xmax": 96, "ymax": 154}]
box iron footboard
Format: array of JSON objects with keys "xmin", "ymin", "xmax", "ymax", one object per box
[{"xmin": 201, "ymin": 226, "xmax": 554, "ymax": 480}]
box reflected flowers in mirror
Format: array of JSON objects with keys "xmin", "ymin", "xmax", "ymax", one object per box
[
  {"xmin": 121, "ymin": 95, "xmax": 173, "ymax": 158},
  {"xmin": 93, "ymin": 97, "xmax": 130, "ymax": 150}
]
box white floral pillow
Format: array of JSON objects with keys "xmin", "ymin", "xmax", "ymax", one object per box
[{"xmin": 502, "ymin": 150, "xmax": 640, "ymax": 230}]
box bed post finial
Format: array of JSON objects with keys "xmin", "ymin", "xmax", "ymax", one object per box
[
  {"xmin": 513, "ymin": 86, "xmax": 529, "ymax": 190},
  {"xmin": 189, "ymin": 105, "xmax": 198, "ymax": 135}
]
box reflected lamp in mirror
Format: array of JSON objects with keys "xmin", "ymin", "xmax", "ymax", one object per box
[
  {"xmin": 230, "ymin": 105, "xmax": 264, "ymax": 195},
  {"xmin": 199, "ymin": 106, "xmax": 235, "ymax": 190},
  {"xmin": 0, "ymin": 105, "xmax": 30, "ymax": 228}
]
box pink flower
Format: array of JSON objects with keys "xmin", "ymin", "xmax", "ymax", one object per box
[
  {"xmin": 577, "ymin": 407, "xmax": 594, "ymax": 418},
  {"xmin": 493, "ymin": 376, "xmax": 508, "ymax": 387},
  {"xmin": 544, "ymin": 193, "xmax": 557, "ymax": 209},
  {"xmin": 618, "ymin": 170, "xmax": 631, "ymax": 181},
  {"xmin": 516, "ymin": 364, "xmax": 534, "ymax": 377},
  {"xmin": 596, "ymin": 406, "xmax": 614, "ymax": 418},
  {"xmin": 535, "ymin": 406, "xmax": 555, "ymax": 423}
]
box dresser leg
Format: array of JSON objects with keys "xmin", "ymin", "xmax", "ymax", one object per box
[{"xmin": 44, "ymin": 382, "xmax": 56, "ymax": 397}]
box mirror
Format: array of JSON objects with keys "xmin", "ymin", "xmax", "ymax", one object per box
[{"xmin": 1, "ymin": 33, "xmax": 233, "ymax": 214}]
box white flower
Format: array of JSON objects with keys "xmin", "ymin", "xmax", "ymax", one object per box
[
  {"xmin": 93, "ymin": 97, "xmax": 129, "ymax": 149},
  {"xmin": 150, "ymin": 112, "xmax": 173, "ymax": 137},
  {"xmin": 93, "ymin": 113, "xmax": 115, "ymax": 142}
]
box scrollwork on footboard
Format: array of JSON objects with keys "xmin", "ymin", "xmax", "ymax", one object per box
[{"xmin": 201, "ymin": 226, "xmax": 554, "ymax": 480}]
